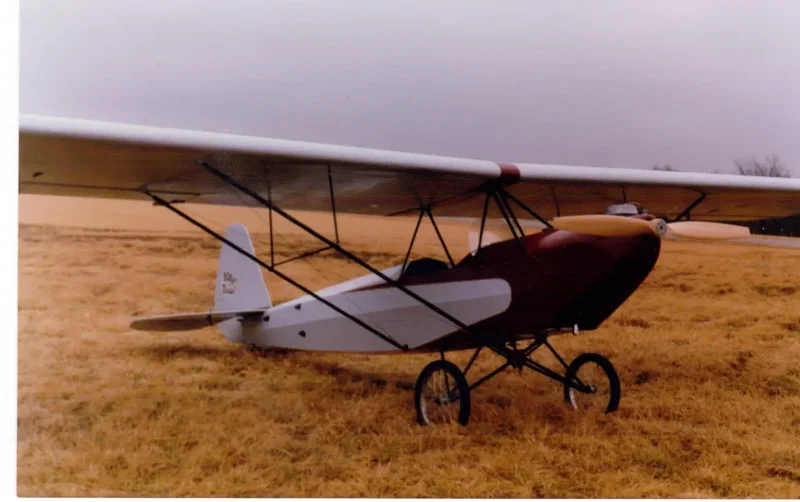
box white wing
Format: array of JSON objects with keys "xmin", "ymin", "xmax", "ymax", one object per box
[{"xmin": 20, "ymin": 114, "xmax": 800, "ymax": 220}]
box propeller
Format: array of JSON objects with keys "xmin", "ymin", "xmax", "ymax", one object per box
[
  {"xmin": 550, "ymin": 215, "xmax": 663, "ymax": 238},
  {"xmin": 550, "ymin": 215, "xmax": 750, "ymax": 240},
  {"xmin": 466, "ymin": 214, "xmax": 749, "ymax": 251},
  {"xmin": 666, "ymin": 221, "xmax": 750, "ymax": 240}
]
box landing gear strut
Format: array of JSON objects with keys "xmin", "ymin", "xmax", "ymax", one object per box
[{"xmin": 413, "ymin": 336, "xmax": 621, "ymax": 426}]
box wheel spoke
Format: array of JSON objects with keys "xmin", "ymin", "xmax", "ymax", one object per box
[
  {"xmin": 414, "ymin": 360, "xmax": 472, "ymax": 426},
  {"xmin": 573, "ymin": 363, "xmax": 607, "ymax": 412},
  {"xmin": 563, "ymin": 353, "xmax": 621, "ymax": 414}
]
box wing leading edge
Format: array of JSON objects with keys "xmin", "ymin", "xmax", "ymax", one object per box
[{"xmin": 19, "ymin": 114, "xmax": 800, "ymax": 220}]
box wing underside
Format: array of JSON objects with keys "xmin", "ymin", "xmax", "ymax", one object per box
[{"xmin": 19, "ymin": 115, "xmax": 800, "ymax": 221}]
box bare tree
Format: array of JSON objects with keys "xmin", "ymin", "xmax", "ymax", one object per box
[
  {"xmin": 734, "ymin": 155, "xmax": 793, "ymax": 178},
  {"xmin": 652, "ymin": 164, "xmax": 678, "ymax": 172}
]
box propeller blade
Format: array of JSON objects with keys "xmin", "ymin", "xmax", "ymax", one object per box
[
  {"xmin": 550, "ymin": 215, "xmax": 659, "ymax": 237},
  {"xmin": 667, "ymin": 221, "xmax": 750, "ymax": 240}
]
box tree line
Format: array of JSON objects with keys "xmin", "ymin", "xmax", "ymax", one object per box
[{"xmin": 652, "ymin": 155, "xmax": 793, "ymax": 178}]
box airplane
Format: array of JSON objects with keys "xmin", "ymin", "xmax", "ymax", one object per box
[{"xmin": 19, "ymin": 114, "xmax": 800, "ymax": 426}]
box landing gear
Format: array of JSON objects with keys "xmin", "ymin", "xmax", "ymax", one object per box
[
  {"xmin": 414, "ymin": 360, "xmax": 471, "ymax": 426},
  {"xmin": 563, "ymin": 353, "xmax": 620, "ymax": 414},
  {"xmin": 415, "ymin": 337, "xmax": 621, "ymax": 426}
]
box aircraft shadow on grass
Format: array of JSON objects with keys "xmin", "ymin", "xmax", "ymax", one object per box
[
  {"xmin": 135, "ymin": 342, "xmax": 599, "ymax": 427},
  {"xmin": 139, "ymin": 342, "xmax": 417, "ymax": 392}
]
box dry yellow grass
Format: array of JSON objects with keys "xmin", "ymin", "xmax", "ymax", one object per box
[{"xmin": 17, "ymin": 195, "xmax": 800, "ymax": 497}]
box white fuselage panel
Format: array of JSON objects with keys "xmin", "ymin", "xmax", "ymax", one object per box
[{"xmin": 224, "ymin": 278, "xmax": 512, "ymax": 353}]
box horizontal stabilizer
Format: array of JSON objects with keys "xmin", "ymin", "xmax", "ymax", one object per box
[{"xmin": 130, "ymin": 309, "xmax": 266, "ymax": 332}]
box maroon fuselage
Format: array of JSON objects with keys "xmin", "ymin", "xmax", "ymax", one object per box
[{"xmin": 401, "ymin": 229, "xmax": 661, "ymax": 351}]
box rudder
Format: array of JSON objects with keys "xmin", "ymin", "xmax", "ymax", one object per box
[{"xmin": 214, "ymin": 223, "xmax": 271, "ymax": 312}]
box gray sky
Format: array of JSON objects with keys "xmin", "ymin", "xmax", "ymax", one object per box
[{"xmin": 20, "ymin": 0, "xmax": 800, "ymax": 173}]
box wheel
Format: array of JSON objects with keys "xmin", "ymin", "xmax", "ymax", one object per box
[
  {"xmin": 563, "ymin": 353, "xmax": 620, "ymax": 414},
  {"xmin": 414, "ymin": 360, "xmax": 471, "ymax": 426}
]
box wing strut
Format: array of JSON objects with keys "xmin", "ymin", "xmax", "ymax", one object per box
[
  {"xmin": 501, "ymin": 189, "xmax": 553, "ymax": 229},
  {"xmin": 401, "ymin": 205, "xmax": 456, "ymax": 270},
  {"xmin": 476, "ymin": 192, "xmax": 491, "ymax": 251},
  {"xmin": 473, "ymin": 185, "xmax": 552, "ymax": 249},
  {"xmin": 491, "ymin": 190, "xmax": 523, "ymax": 244},
  {"xmin": 671, "ymin": 193, "xmax": 707, "ymax": 222},
  {"xmin": 425, "ymin": 206, "xmax": 454, "ymax": 267},
  {"xmin": 401, "ymin": 209, "xmax": 425, "ymax": 272}
]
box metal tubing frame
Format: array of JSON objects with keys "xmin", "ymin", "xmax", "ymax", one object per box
[
  {"xmin": 327, "ymin": 164, "xmax": 340, "ymax": 243},
  {"xmin": 273, "ymin": 245, "xmax": 333, "ymax": 267},
  {"xmin": 468, "ymin": 361, "xmax": 512, "ymax": 391},
  {"xmin": 462, "ymin": 346, "xmax": 483, "ymax": 376},
  {"xmin": 491, "ymin": 190, "xmax": 522, "ymax": 243},
  {"xmin": 268, "ymin": 183, "xmax": 275, "ymax": 268},
  {"xmin": 477, "ymin": 192, "xmax": 491, "ymax": 252},
  {"xmin": 501, "ymin": 189, "xmax": 553, "ymax": 229},
  {"xmin": 463, "ymin": 336, "xmax": 584, "ymax": 392},
  {"xmin": 522, "ymin": 358, "xmax": 569, "ymax": 385},
  {"xmin": 267, "ymin": 167, "xmax": 340, "ymax": 268},
  {"xmin": 672, "ymin": 193, "xmax": 707, "ymax": 222},
  {"xmin": 425, "ymin": 206, "xmax": 455, "ymax": 267},
  {"xmin": 148, "ymin": 192, "xmax": 408, "ymax": 351},
  {"xmin": 401, "ymin": 205, "xmax": 456, "ymax": 271},
  {"xmin": 498, "ymin": 191, "xmax": 526, "ymax": 238},
  {"xmin": 543, "ymin": 339, "xmax": 571, "ymax": 370},
  {"xmin": 549, "ymin": 185, "xmax": 561, "ymax": 218},
  {"xmin": 401, "ymin": 209, "xmax": 425, "ymax": 272}
]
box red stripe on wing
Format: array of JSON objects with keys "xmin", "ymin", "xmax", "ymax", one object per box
[{"xmin": 497, "ymin": 163, "xmax": 521, "ymax": 184}]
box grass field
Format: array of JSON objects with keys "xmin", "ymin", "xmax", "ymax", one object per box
[{"xmin": 17, "ymin": 195, "xmax": 800, "ymax": 497}]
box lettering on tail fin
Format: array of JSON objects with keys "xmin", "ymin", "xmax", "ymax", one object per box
[{"xmin": 222, "ymin": 271, "xmax": 238, "ymax": 295}]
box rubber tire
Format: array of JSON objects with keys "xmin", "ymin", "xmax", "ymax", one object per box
[
  {"xmin": 414, "ymin": 360, "xmax": 471, "ymax": 426},
  {"xmin": 563, "ymin": 352, "xmax": 621, "ymax": 413}
]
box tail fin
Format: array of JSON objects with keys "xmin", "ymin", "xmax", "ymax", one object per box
[{"xmin": 214, "ymin": 223, "xmax": 271, "ymax": 311}]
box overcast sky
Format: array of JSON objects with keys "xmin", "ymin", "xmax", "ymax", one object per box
[{"xmin": 20, "ymin": 0, "xmax": 800, "ymax": 173}]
